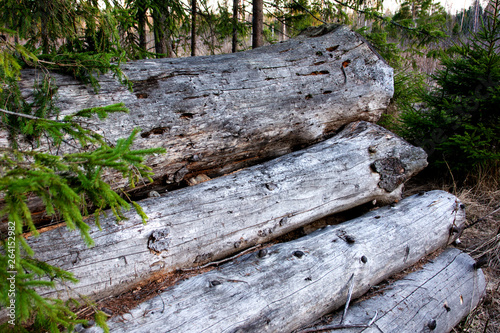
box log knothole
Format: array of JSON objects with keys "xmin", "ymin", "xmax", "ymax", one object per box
[
  {"xmin": 265, "ymin": 183, "xmax": 278, "ymax": 191},
  {"xmin": 427, "ymin": 319, "xmax": 437, "ymax": 330},
  {"xmin": 293, "ymin": 250, "xmax": 305, "ymax": 258},
  {"xmin": 403, "ymin": 245, "xmax": 411, "ymax": 263},
  {"xmin": 257, "ymin": 249, "xmax": 268, "ymax": 258},
  {"xmin": 443, "ymin": 302, "xmax": 451, "ymax": 312},
  {"xmin": 344, "ymin": 235, "xmax": 356, "ymax": 244},
  {"xmin": 70, "ymin": 251, "xmax": 80, "ymax": 265},
  {"xmin": 180, "ymin": 112, "xmax": 195, "ymax": 119},
  {"xmin": 135, "ymin": 93, "xmax": 148, "ymax": 99},
  {"xmin": 209, "ymin": 280, "xmax": 222, "ymax": 288}
]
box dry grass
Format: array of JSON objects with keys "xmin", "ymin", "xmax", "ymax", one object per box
[{"xmin": 452, "ymin": 177, "xmax": 500, "ymax": 333}]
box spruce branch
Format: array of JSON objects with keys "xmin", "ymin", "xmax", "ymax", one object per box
[{"xmin": 330, "ymin": 0, "xmax": 444, "ymax": 38}]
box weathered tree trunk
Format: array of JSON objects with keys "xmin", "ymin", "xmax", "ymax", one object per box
[
  {"xmin": 18, "ymin": 24, "xmax": 394, "ymax": 194},
  {"xmin": 28, "ymin": 122, "xmax": 426, "ymax": 303},
  {"xmin": 75, "ymin": 190, "xmax": 465, "ymax": 333},
  {"xmin": 297, "ymin": 248, "xmax": 486, "ymax": 333}
]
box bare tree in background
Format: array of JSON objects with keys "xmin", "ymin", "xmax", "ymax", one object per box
[
  {"xmin": 252, "ymin": 0, "xmax": 263, "ymax": 48},
  {"xmin": 191, "ymin": 0, "xmax": 197, "ymax": 56},
  {"xmin": 232, "ymin": 0, "xmax": 239, "ymax": 52}
]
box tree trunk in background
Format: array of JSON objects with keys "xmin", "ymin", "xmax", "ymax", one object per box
[
  {"xmin": 40, "ymin": 5, "xmax": 49, "ymax": 54},
  {"xmin": 232, "ymin": 0, "xmax": 239, "ymax": 52},
  {"xmin": 252, "ymin": 0, "xmax": 263, "ymax": 48},
  {"xmin": 137, "ymin": 3, "xmax": 148, "ymax": 53},
  {"xmin": 191, "ymin": 0, "xmax": 196, "ymax": 56},
  {"xmin": 152, "ymin": 8, "xmax": 168, "ymax": 57}
]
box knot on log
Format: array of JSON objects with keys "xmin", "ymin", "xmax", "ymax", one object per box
[
  {"xmin": 371, "ymin": 157, "xmax": 406, "ymax": 192},
  {"xmin": 147, "ymin": 228, "xmax": 171, "ymax": 254}
]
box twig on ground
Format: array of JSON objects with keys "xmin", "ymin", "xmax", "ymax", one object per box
[
  {"xmin": 341, "ymin": 273, "xmax": 355, "ymax": 324},
  {"xmin": 465, "ymin": 206, "xmax": 500, "ymax": 229}
]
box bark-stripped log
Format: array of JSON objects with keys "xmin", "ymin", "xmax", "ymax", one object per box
[
  {"xmin": 17, "ymin": 24, "xmax": 393, "ymax": 192},
  {"xmin": 296, "ymin": 248, "xmax": 486, "ymax": 333},
  {"xmin": 28, "ymin": 121, "xmax": 426, "ymax": 302},
  {"xmin": 75, "ymin": 190, "xmax": 466, "ymax": 333}
]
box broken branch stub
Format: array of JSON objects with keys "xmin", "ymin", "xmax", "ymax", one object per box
[
  {"xmin": 76, "ymin": 190, "xmax": 466, "ymax": 333},
  {"xmin": 26, "ymin": 122, "xmax": 426, "ymax": 304}
]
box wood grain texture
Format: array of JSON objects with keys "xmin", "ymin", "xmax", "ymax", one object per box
[
  {"xmin": 18, "ymin": 24, "xmax": 394, "ymax": 191},
  {"xmin": 75, "ymin": 190, "xmax": 465, "ymax": 333},
  {"xmin": 26, "ymin": 121, "xmax": 426, "ymax": 303},
  {"xmin": 297, "ymin": 248, "xmax": 486, "ymax": 333}
]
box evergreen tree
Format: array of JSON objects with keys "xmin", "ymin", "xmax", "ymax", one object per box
[
  {"xmin": 399, "ymin": 0, "xmax": 500, "ymax": 175},
  {"xmin": 0, "ymin": 2, "xmax": 165, "ymax": 331}
]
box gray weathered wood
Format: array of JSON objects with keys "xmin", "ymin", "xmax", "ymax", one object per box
[
  {"xmin": 28, "ymin": 121, "xmax": 426, "ymax": 303},
  {"xmin": 75, "ymin": 190, "xmax": 466, "ymax": 333},
  {"xmin": 18, "ymin": 24, "xmax": 394, "ymax": 191},
  {"xmin": 296, "ymin": 248, "xmax": 486, "ymax": 333}
]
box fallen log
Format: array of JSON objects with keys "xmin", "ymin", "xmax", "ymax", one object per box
[
  {"xmin": 28, "ymin": 121, "xmax": 426, "ymax": 302},
  {"xmin": 296, "ymin": 248, "xmax": 486, "ymax": 333},
  {"xmin": 17, "ymin": 24, "xmax": 394, "ymax": 193},
  {"xmin": 75, "ymin": 190, "xmax": 466, "ymax": 333}
]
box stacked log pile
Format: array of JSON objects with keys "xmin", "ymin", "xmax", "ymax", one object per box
[
  {"xmin": 28, "ymin": 121, "xmax": 427, "ymax": 302},
  {"xmin": 75, "ymin": 191, "xmax": 482, "ymax": 333},
  {"xmin": 2, "ymin": 25, "xmax": 485, "ymax": 331}
]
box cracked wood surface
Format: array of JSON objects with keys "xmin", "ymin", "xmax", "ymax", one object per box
[
  {"xmin": 299, "ymin": 248, "xmax": 485, "ymax": 333},
  {"xmin": 25, "ymin": 122, "xmax": 426, "ymax": 304},
  {"xmin": 17, "ymin": 24, "xmax": 393, "ymax": 192},
  {"xmin": 75, "ymin": 190, "xmax": 465, "ymax": 333}
]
